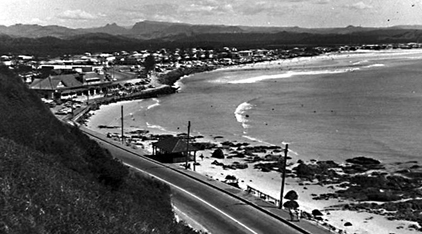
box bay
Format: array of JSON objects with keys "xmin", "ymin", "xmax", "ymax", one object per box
[{"xmin": 97, "ymin": 49, "xmax": 422, "ymax": 164}]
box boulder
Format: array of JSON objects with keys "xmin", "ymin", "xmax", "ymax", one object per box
[
  {"xmin": 212, "ymin": 148, "xmax": 225, "ymax": 159},
  {"xmin": 344, "ymin": 222, "xmax": 352, "ymax": 226},
  {"xmin": 346, "ymin": 156, "xmax": 380, "ymax": 165}
]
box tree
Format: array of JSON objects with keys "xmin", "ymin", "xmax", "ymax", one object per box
[
  {"xmin": 283, "ymin": 200, "xmax": 299, "ymax": 210},
  {"xmin": 283, "ymin": 190, "xmax": 299, "ymax": 210},
  {"xmin": 284, "ymin": 190, "xmax": 299, "ymax": 201},
  {"xmin": 144, "ymin": 54, "xmax": 156, "ymax": 73}
]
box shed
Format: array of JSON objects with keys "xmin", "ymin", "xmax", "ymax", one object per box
[{"xmin": 151, "ymin": 136, "xmax": 198, "ymax": 163}]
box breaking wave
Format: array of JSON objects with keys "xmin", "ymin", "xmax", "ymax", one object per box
[
  {"xmin": 147, "ymin": 98, "xmax": 160, "ymax": 110},
  {"xmin": 234, "ymin": 102, "xmax": 253, "ymax": 131},
  {"xmin": 228, "ymin": 68, "xmax": 360, "ymax": 84},
  {"xmin": 146, "ymin": 122, "xmax": 167, "ymax": 132}
]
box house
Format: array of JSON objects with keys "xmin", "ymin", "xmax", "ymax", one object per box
[
  {"xmin": 29, "ymin": 72, "xmax": 115, "ymax": 100},
  {"xmin": 30, "ymin": 74, "xmax": 83, "ymax": 99},
  {"xmin": 238, "ymin": 50, "xmax": 253, "ymax": 58},
  {"xmin": 151, "ymin": 136, "xmax": 199, "ymax": 163}
]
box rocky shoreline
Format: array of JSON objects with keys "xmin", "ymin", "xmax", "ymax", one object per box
[
  {"xmin": 199, "ymin": 138, "xmax": 422, "ymax": 231},
  {"xmin": 97, "ymin": 126, "xmax": 422, "ymax": 231},
  {"xmin": 81, "ymin": 56, "xmax": 422, "ymax": 233},
  {"xmin": 98, "ymin": 125, "xmax": 422, "ymax": 231},
  {"xmin": 157, "ymin": 65, "xmax": 217, "ymax": 86}
]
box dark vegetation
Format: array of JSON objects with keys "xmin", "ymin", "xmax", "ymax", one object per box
[
  {"xmin": 0, "ymin": 67, "xmax": 200, "ymax": 233},
  {"xmin": 0, "ymin": 34, "xmax": 152, "ymax": 58}
]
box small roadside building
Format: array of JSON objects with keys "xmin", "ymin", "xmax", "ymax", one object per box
[{"xmin": 151, "ymin": 136, "xmax": 198, "ymax": 163}]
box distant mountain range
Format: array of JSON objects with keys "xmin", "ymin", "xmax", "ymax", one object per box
[
  {"xmin": 1, "ymin": 21, "xmax": 422, "ymax": 56},
  {"xmin": 1, "ymin": 20, "xmax": 422, "ymax": 40}
]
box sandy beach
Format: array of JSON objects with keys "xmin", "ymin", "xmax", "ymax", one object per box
[{"xmin": 84, "ymin": 50, "xmax": 422, "ymax": 234}]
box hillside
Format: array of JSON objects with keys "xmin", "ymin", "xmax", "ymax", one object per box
[
  {"xmin": 0, "ymin": 34, "xmax": 151, "ymax": 57},
  {"xmin": 0, "ymin": 67, "xmax": 199, "ymax": 233}
]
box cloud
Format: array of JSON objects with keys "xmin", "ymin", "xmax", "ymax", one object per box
[
  {"xmin": 118, "ymin": 1, "xmax": 234, "ymax": 21},
  {"xmin": 30, "ymin": 18, "xmax": 46, "ymax": 25},
  {"xmin": 238, "ymin": 1, "xmax": 286, "ymax": 16},
  {"xmin": 115, "ymin": 3, "xmax": 181, "ymax": 23},
  {"xmin": 151, "ymin": 14, "xmax": 181, "ymax": 23},
  {"xmin": 118, "ymin": 3, "xmax": 178, "ymax": 16},
  {"xmin": 346, "ymin": 1, "xmax": 373, "ymax": 10},
  {"xmin": 315, "ymin": 0, "xmax": 330, "ymax": 4},
  {"xmin": 58, "ymin": 9, "xmax": 97, "ymax": 20},
  {"xmin": 187, "ymin": 0, "xmax": 235, "ymax": 15}
]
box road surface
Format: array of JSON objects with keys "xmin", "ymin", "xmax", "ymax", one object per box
[{"xmin": 83, "ymin": 128, "xmax": 329, "ymax": 234}]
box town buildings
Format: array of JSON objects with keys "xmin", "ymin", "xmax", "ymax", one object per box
[{"xmin": 1, "ymin": 42, "xmax": 421, "ymax": 102}]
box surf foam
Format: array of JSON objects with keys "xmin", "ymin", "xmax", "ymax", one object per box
[
  {"xmin": 234, "ymin": 102, "xmax": 253, "ymax": 131},
  {"xmin": 228, "ymin": 68, "xmax": 360, "ymax": 84},
  {"xmin": 147, "ymin": 98, "xmax": 160, "ymax": 110}
]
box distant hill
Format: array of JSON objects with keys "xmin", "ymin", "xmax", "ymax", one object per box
[
  {"xmin": 0, "ymin": 68, "xmax": 199, "ymax": 233},
  {"xmin": 391, "ymin": 25, "xmax": 422, "ymax": 30},
  {"xmin": 0, "ymin": 23, "xmax": 83, "ymax": 38},
  {"xmin": 79, "ymin": 23, "xmax": 130, "ymax": 35},
  {"xmin": 128, "ymin": 20, "xmax": 244, "ymax": 39},
  {"xmin": 1, "ymin": 20, "xmax": 422, "ymax": 40},
  {"xmin": 1, "ymin": 21, "xmax": 422, "ymax": 56},
  {"xmin": 0, "ymin": 33, "xmax": 155, "ymax": 56}
]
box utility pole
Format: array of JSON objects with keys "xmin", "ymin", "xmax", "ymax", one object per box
[
  {"xmin": 70, "ymin": 100, "xmax": 74, "ymax": 119},
  {"xmin": 279, "ymin": 144, "xmax": 289, "ymax": 209},
  {"xmin": 86, "ymin": 90, "xmax": 90, "ymax": 104},
  {"xmin": 185, "ymin": 121, "xmax": 191, "ymax": 170},
  {"xmin": 121, "ymin": 105, "xmax": 124, "ymax": 144}
]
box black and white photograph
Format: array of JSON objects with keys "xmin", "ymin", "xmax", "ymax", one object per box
[{"xmin": 1, "ymin": 1, "xmax": 422, "ymax": 233}]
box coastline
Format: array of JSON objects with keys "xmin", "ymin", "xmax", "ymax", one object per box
[{"xmin": 81, "ymin": 50, "xmax": 422, "ymax": 234}]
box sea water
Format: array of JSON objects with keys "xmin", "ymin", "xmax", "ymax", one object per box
[{"xmin": 135, "ymin": 50, "xmax": 422, "ymax": 164}]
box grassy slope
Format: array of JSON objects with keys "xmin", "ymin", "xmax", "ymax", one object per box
[{"xmin": 0, "ymin": 67, "xmax": 199, "ymax": 233}]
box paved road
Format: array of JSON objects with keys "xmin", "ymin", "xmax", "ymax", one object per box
[{"xmin": 83, "ymin": 129, "xmax": 309, "ymax": 234}]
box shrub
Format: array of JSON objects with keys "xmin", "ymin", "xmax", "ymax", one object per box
[{"xmin": 284, "ymin": 190, "xmax": 299, "ymax": 200}]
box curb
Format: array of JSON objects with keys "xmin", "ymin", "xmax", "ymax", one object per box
[{"xmin": 81, "ymin": 128, "xmax": 325, "ymax": 234}]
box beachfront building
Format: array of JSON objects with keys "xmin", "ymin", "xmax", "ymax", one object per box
[
  {"xmin": 151, "ymin": 136, "xmax": 198, "ymax": 163},
  {"xmin": 29, "ymin": 72, "xmax": 117, "ymax": 100},
  {"xmin": 238, "ymin": 50, "xmax": 254, "ymax": 63}
]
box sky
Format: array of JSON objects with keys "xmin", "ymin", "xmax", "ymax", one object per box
[{"xmin": 0, "ymin": 0, "xmax": 421, "ymax": 28}]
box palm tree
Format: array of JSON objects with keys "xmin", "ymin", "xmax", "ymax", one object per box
[
  {"xmin": 283, "ymin": 190, "xmax": 299, "ymax": 221},
  {"xmin": 283, "ymin": 200, "xmax": 299, "ymax": 210}
]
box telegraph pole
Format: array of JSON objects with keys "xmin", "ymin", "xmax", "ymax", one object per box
[
  {"xmin": 185, "ymin": 121, "xmax": 191, "ymax": 170},
  {"xmin": 121, "ymin": 105, "xmax": 124, "ymax": 144},
  {"xmin": 279, "ymin": 144, "xmax": 289, "ymax": 209}
]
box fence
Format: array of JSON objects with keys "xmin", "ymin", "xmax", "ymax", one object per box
[
  {"xmin": 246, "ymin": 185, "xmax": 281, "ymax": 207},
  {"xmin": 246, "ymin": 185, "xmax": 348, "ymax": 234}
]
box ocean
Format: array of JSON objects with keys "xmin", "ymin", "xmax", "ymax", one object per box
[{"xmin": 90, "ymin": 49, "xmax": 422, "ymax": 164}]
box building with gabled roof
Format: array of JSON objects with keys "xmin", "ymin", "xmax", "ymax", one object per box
[
  {"xmin": 151, "ymin": 136, "xmax": 198, "ymax": 163},
  {"xmin": 29, "ymin": 72, "xmax": 115, "ymax": 100}
]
